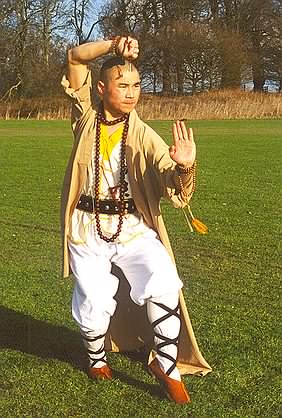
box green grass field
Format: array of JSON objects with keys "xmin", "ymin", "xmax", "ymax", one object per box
[{"xmin": 0, "ymin": 119, "xmax": 281, "ymax": 418}]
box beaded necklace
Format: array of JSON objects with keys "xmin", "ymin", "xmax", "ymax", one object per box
[{"xmin": 94, "ymin": 107, "xmax": 129, "ymax": 242}]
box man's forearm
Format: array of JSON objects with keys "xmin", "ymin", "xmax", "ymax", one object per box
[
  {"xmin": 68, "ymin": 40, "xmax": 112, "ymax": 65},
  {"xmin": 67, "ymin": 40, "xmax": 112, "ymax": 90}
]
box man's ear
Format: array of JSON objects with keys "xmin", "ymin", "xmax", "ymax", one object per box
[{"xmin": 97, "ymin": 80, "xmax": 105, "ymax": 97}]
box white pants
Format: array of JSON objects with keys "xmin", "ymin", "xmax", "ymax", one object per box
[
  {"xmin": 69, "ymin": 228, "xmax": 183, "ymax": 333},
  {"xmin": 68, "ymin": 227, "xmax": 183, "ymax": 380}
]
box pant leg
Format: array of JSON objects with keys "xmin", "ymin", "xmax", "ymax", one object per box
[
  {"xmin": 68, "ymin": 238, "xmax": 119, "ymax": 367},
  {"xmin": 114, "ymin": 232, "xmax": 182, "ymax": 380}
]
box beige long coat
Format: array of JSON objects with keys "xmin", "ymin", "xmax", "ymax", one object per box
[{"xmin": 61, "ymin": 73, "xmax": 212, "ymax": 376}]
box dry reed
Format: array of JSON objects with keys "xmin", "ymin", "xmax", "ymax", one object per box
[{"xmin": 0, "ymin": 90, "xmax": 281, "ymax": 120}]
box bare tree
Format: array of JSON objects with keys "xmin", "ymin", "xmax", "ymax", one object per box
[
  {"xmin": 37, "ymin": 0, "xmax": 69, "ymax": 67},
  {"xmin": 1, "ymin": 0, "xmax": 280, "ymax": 98},
  {"xmin": 0, "ymin": 0, "xmax": 71, "ymax": 96},
  {"xmin": 69, "ymin": 0, "xmax": 116, "ymax": 44},
  {"xmin": 207, "ymin": 0, "xmax": 281, "ymax": 90}
]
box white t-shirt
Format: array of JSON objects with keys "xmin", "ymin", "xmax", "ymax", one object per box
[{"xmin": 68, "ymin": 122, "xmax": 150, "ymax": 244}]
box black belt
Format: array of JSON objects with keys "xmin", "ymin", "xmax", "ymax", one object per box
[{"xmin": 76, "ymin": 194, "xmax": 137, "ymax": 215}]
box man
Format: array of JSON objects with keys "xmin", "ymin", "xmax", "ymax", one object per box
[{"xmin": 61, "ymin": 36, "xmax": 211, "ymax": 404}]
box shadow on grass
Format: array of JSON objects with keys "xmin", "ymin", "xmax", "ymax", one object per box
[
  {"xmin": 114, "ymin": 369, "xmax": 165, "ymax": 400},
  {"xmin": 0, "ymin": 305, "xmax": 86, "ymax": 370},
  {"xmin": 0, "ymin": 305, "xmax": 165, "ymax": 400},
  {"xmin": 114, "ymin": 350, "xmax": 167, "ymax": 400}
]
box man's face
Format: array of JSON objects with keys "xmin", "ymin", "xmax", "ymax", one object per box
[{"xmin": 98, "ymin": 66, "xmax": 141, "ymax": 119}]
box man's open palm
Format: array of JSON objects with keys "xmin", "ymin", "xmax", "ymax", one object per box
[{"xmin": 169, "ymin": 120, "xmax": 196, "ymax": 167}]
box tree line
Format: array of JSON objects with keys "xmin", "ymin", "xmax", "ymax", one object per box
[{"xmin": 0, "ymin": 0, "xmax": 281, "ymax": 99}]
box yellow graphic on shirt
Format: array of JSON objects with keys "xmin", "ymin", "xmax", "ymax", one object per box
[
  {"xmin": 99, "ymin": 124, "xmax": 123, "ymax": 161},
  {"xmin": 98, "ymin": 123, "xmax": 124, "ymax": 197},
  {"xmin": 69, "ymin": 122, "xmax": 150, "ymax": 245}
]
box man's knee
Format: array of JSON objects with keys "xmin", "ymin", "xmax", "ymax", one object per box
[{"xmin": 72, "ymin": 294, "xmax": 117, "ymax": 333}]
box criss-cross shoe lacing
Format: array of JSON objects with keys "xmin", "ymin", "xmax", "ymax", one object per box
[
  {"xmin": 81, "ymin": 332, "xmax": 112, "ymax": 380},
  {"xmin": 149, "ymin": 301, "xmax": 191, "ymax": 404},
  {"xmin": 151, "ymin": 301, "xmax": 181, "ymax": 377}
]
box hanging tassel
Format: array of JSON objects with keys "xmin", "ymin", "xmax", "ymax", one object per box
[
  {"xmin": 191, "ymin": 218, "xmax": 209, "ymax": 234},
  {"xmin": 183, "ymin": 205, "xmax": 208, "ymax": 235}
]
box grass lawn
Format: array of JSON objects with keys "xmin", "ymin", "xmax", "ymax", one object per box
[{"xmin": 0, "ymin": 119, "xmax": 281, "ymax": 418}]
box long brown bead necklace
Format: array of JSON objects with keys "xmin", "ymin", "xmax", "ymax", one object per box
[{"xmin": 94, "ymin": 108, "xmax": 129, "ymax": 242}]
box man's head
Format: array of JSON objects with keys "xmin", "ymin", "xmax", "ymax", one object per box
[{"xmin": 97, "ymin": 57, "xmax": 141, "ymax": 120}]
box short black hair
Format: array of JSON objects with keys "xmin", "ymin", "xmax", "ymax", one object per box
[{"xmin": 99, "ymin": 56, "xmax": 138, "ymax": 82}]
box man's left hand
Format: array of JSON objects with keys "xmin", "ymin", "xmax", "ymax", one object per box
[{"xmin": 169, "ymin": 120, "xmax": 196, "ymax": 167}]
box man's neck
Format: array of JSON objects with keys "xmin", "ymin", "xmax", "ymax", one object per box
[{"xmin": 104, "ymin": 108, "xmax": 123, "ymax": 121}]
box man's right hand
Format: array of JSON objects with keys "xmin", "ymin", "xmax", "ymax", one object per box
[{"xmin": 116, "ymin": 36, "xmax": 139, "ymax": 61}]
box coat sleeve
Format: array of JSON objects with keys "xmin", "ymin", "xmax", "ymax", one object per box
[
  {"xmin": 61, "ymin": 69, "xmax": 94, "ymax": 132},
  {"xmin": 142, "ymin": 124, "xmax": 195, "ymax": 208}
]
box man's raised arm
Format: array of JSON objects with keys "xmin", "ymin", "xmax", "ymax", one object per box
[{"xmin": 67, "ymin": 37, "xmax": 139, "ymax": 91}]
